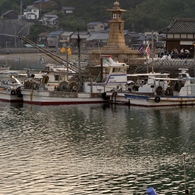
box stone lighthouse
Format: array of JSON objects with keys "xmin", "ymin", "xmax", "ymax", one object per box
[{"xmin": 89, "ymin": 1, "xmax": 141, "ymax": 65}]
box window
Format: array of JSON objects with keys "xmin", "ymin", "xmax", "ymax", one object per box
[
  {"xmin": 113, "ymin": 14, "xmax": 117, "ymax": 19},
  {"xmin": 174, "ymin": 34, "xmax": 180, "ymax": 38},
  {"xmin": 167, "ymin": 34, "xmax": 173, "ymax": 38},
  {"xmin": 55, "ymin": 75, "xmax": 60, "ymax": 81},
  {"xmin": 181, "ymin": 34, "xmax": 187, "ymax": 39},
  {"xmin": 66, "ymin": 10, "xmax": 73, "ymax": 14},
  {"xmin": 188, "ymin": 34, "xmax": 193, "ymax": 39}
]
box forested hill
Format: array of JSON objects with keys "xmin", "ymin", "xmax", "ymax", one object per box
[{"xmin": 1, "ymin": 0, "xmax": 195, "ymax": 32}]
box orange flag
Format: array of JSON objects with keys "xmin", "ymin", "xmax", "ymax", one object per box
[
  {"xmin": 67, "ymin": 47, "xmax": 72, "ymax": 55},
  {"xmin": 60, "ymin": 47, "xmax": 66, "ymax": 53}
]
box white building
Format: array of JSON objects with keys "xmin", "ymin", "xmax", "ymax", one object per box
[{"xmin": 23, "ymin": 5, "xmax": 39, "ymax": 20}]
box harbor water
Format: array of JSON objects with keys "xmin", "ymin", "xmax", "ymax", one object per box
[{"xmin": 0, "ymin": 102, "xmax": 195, "ymax": 194}]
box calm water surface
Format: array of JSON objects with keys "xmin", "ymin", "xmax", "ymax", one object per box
[{"xmin": 0, "ymin": 102, "xmax": 195, "ymax": 195}]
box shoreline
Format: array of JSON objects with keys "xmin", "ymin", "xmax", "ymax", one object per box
[
  {"xmin": 0, "ymin": 52, "xmax": 89, "ymax": 70},
  {"xmin": 1, "ymin": 52, "xmax": 195, "ymax": 76}
]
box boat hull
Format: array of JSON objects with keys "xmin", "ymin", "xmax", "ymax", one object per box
[
  {"xmin": 0, "ymin": 89, "xmax": 23, "ymax": 102},
  {"xmin": 125, "ymin": 94, "xmax": 195, "ymax": 107},
  {"xmin": 22, "ymin": 90, "xmax": 108, "ymax": 105}
]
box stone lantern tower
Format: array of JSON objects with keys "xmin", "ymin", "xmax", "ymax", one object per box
[
  {"xmin": 105, "ymin": 1, "xmax": 129, "ymax": 51},
  {"xmin": 89, "ymin": 1, "xmax": 141, "ymax": 65}
]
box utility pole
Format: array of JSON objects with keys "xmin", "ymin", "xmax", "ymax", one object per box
[{"xmin": 77, "ymin": 28, "xmax": 82, "ymax": 92}]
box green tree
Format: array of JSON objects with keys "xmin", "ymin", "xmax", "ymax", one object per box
[{"xmin": 28, "ymin": 23, "xmax": 54, "ymax": 42}]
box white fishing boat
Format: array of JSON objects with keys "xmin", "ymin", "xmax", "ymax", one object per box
[
  {"xmin": 106, "ymin": 71, "xmax": 170, "ymax": 104},
  {"xmin": 125, "ymin": 68, "xmax": 195, "ymax": 107},
  {"xmin": 0, "ymin": 71, "xmax": 23, "ymax": 102},
  {"xmin": 0, "ymin": 64, "xmax": 10, "ymax": 72},
  {"xmin": 21, "ymin": 56, "xmax": 129, "ymax": 105}
]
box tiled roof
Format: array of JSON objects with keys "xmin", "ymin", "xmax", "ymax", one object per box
[
  {"xmin": 166, "ymin": 18, "xmax": 195, "ymax": 33},
  {"xmin": 48, "ymin": 30, "xmax": 63, "ymax": 36},
  {"xmin": 86, "ymin": 32, "xmax": 108, "ymax": 41},
  {"xmin": 39, "ymin": 32, "xmax": 49, "ymax": 36},
  {"xmin": 2, "ymin": 10, "xmax": 17, "ymax": 16}
]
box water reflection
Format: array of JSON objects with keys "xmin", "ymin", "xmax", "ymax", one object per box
[{"xmin": 0, "ymin": 103, "xmax": 195, "ymax": 194}]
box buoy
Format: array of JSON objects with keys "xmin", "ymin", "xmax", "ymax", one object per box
[{"xmin": 146, "ymin": 187, "xmax": 157, "ymax": 195}]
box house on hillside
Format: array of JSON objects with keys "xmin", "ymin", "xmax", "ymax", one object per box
[
  {"xmin": 86, "ymin": 32, "xmax": 108, "ymax": 49},
  {"xmin": 87, "ymin": 22, "xmax": 105, "ymax": 33},
  {"xmin": 2, "ymin": 10, "xmax": 18, "ymax": 19},
  {"xmin": 38, "ymin": 32, "xmax": 49, "ymax": 47},
  {"xmin": 41, "ymin": 13, "xmax": 59, "ymax": 26},
  {"xmin": 124, "ymin": 31, "xmax": 142, "ymax": 49},
  {"xmin": 59, "ymin": 31, "xmax": 74, "ymax": 48},
  {"xmin": 70, "ymin": 31, "xmax": 91, "ymax": 50},
  {"xmin": 161, "ymin": 18, "xmax": 195, "ymax": 58},
  {"xmin": 47, "ymin": 30, "xmax": 63, "ymax": 48},
  {"xmin": 61, "ymin": 7, "xmax": 75, "ymax": 14},
  {"xmin": 23, "ymin": 5, "xmax": 39, "ymax": 20}
]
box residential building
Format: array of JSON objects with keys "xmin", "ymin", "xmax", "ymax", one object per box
[
  {"xmin": 61, "ymin": 7, "xmax": 75, "ymax": 14},
  {"xmin": 38, "ymin": 32, "xmax": 49, "ymax": 47},
  {"xmin": 124, "ymin": 32, "xmax": 142, "ymax": 48},
  {"xmin": 2, "ymin": 10, "xmax": 18, "ymax": 19},
  {"xmin": 86, "ymin": 32, "xmax": 108, "ymax": 49},
  {"xmin": 23, "ymin": 5, "xmax": 39, "ymax": 20},
  {"xmin": 161, "ymin": 18, "xmax": 195, "ymax": 58},
  {"xmin": 59, "ymin": 31, "xmax": 74, "ymax": 48},
  {"xmin": 87, "ymin": 22, "xmax": 105, "ymax": 33},
  {"xmin": 47, "ymin": 30, "xmax": 63, "ymax": 48},
  {"xmin": 70, "ymin": 31, "xmax": 91, "ymax": 50},
  {"xmin": 41, "ymin": 14, "xmax": 59, "ymax": 27}
]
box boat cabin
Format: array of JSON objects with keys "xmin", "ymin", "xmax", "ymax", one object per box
[
  {"xmin": 83, "ymin": 56, "xmax": 129, "ymax": 93},
  {"xmin": 126, "ymin": 72, "xmax": 170, "ymax": 94}
]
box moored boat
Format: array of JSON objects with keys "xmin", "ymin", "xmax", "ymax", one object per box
[
  {"xmin": 21, "ymin": 55, "xmax": 129, "ymax": 105},
  {"xmin": 106, "ymin": 71, "xmax": 170, "ymax": 105},
  {"xmin": 0, "ymin": 64, "xmax": 10, "ymax": 72},
  {"xmin": 125, "ymin": 68, "xmax": 195, "ymax": 107},
  {"xmin": 0, "ymin": 71, "xmax": 23, "ymax": 102}
]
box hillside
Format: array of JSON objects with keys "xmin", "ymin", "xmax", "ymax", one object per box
[{"xmin": 1, "ymin": 0, "xmax": 195, "ymax": 32}]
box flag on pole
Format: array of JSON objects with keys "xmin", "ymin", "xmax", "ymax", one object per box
[
  {"xmin": 60, "ymin": 47, "xmax": 66, "ymax": 53},
  {"xmin": 145, "ymin": 44, "xmax": 151, "ymax": 58},
  {"xmin": 138, "ymin": 44, "xmax": 144, "ymax": 54},
  {"xmin": 67, "ymin": 47, "xmax": 72, "ymax": 55}
]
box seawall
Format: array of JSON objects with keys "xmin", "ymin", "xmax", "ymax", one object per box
[{"xmin": 0, "ymin": 48, "xmax": 89, "ymax": 70}]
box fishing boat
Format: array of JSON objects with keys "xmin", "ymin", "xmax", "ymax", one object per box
[
  {"xmin": 106, "ymin": 71, "xmax": 170, "ymax": 105},
  {"xmin": 0, "ymin": 64, "xmax": 10, "ymax": 72},
  {"xmin": 124, "ymin": 68, "xmax": 195, "ymax": 107},
  {"xmin": 21, "ymin": 55, "xmax": 129, "ymax": 105},
  {"xmin": 0, "ymin": 70, "xmax": 23, "ymax": 102},
  {"xmin": 18, "ymin": 35, "xmax": 130, "ymax": 105}
]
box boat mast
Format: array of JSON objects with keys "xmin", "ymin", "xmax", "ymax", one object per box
[
  {"xmin": 151, "ymin": 31, "xmax": 154, "ymax": 73},
  {"xmin": 145, "ymin": 33, "xmax": 148, "ymax": 73},
  {"xmin": 77, "ymin": 28, "xmax": 82, "ymax": 91}
]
